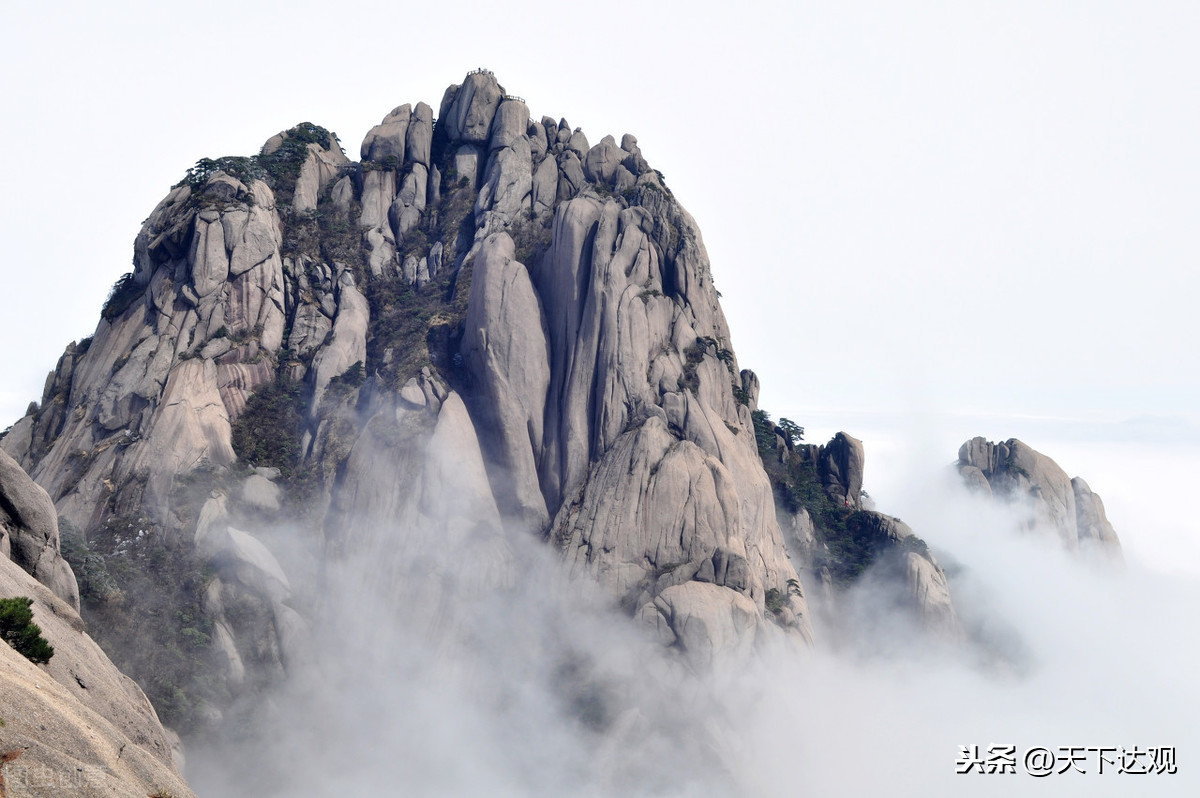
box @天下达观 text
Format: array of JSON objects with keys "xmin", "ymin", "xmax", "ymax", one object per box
[{"xmin": 956, "ymin": 745, "xmax": 1177, "ymax": 776}]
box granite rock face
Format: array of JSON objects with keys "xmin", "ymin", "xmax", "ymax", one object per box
[
  {"xmin": 957, "ymin": 437, "xmax": 1122, "ymax": 556},
  {"xmin": 0, "ymin": 448, "xmax": 78, "ymax": 609},
  {"xmin": 844, "ymin": 511, "xmax": 961, "ymax": 638},
  {"xmin": 0, "ymin": 455, "xmax": 191, "ymax": 798},
  {"xmin": 0, "ymin": 70, "xmax": 816, "ymax": 754},
  {"xmin": 766, "ymin": 427, "xmax": 960, "ymax": 636}
]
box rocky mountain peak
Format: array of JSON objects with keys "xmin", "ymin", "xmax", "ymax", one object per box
[
  {"xmin": 957, "ymin": 436, "xmax": 1122, "ymax": 556},
  {"xmin": 0, "ymin": 70, "xmax": 816, "ymax": 736}
]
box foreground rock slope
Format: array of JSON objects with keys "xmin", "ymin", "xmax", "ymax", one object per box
[{"xmin": 0, "ymin": 451, "xmax": 193, "ymax": 798}]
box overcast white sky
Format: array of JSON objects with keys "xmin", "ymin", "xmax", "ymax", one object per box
[{"xmin": 2, "ymin": 0, "xmax": 1197, "ymax": 564}]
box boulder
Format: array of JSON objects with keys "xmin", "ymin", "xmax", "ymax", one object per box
[
  {"xmin": 0, "ymin": 448, "xmax": 79, "ymax": 609},
  {"xmin": 584, "ymin": 135, "xmax": 623, "ymax": 185},
  {"xmin": 655, "ymin": 582, "xmax": 758, "ymax": 669},
  {"xmin": 360, "ymin": 104, "xmax": 411, "ymax": 162},
  {"xmin": 293, "ymin": 142, "xmax": 350, "ymax": 212},
  {"xmin": 241, "ymin": 473, "xmax": 282, "ymax": 512},
  {"xmin": 489, "ymin": 98, "xmax": 529, "ymax": 150},
  {"xmin": 476, "ymin": 137, "xmax": 532, "ymax": 226},
  {"xmin": 406, "ymin": 102, "xmax": 434, "ymax": 166},
  {"xmin": 531, "ymin": 155, "xmax": 558, "ymax": 214},
  {"xmin": 453, "ymin": 144, "xmax": 482, "ymax": 189},
  {"xmin": 442, "ymin": 71, "xmax": 502, "ymax": 144},
  {"xmin": 819, "ymin": 432, "xmax": 865, "ymax": 508}
]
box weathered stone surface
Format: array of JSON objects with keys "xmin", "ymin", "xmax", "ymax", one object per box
[
  {"xmin": 406, "ymin": 101, "xmax": 434, "ymax": 166},
  {"xmin": 740, "ymin": 369, "xmax": 761, "ymax": 411},
  {"xmin": 428, "ymin": 164, "xmax": 442, "ymax": 207},
  {"xmin": 852, "ymin": 512, "xmax": 962, "ymax": 638},
  {"xmin": 442, "ymin": 71, "xmax": 502, "ymax": 144},
  {"xmin": 819, "ymin": 432, "xmax": 865, "ymax": 509},
  {"xmin": 293, "ymin": 142, "xmax": 350, "ymax": 212},
  {"xmin": 3, "ymin": 73, "xmax": 835, "ymax": 767},
  {"xmin": 329, "ymin": 390, "xmax": 514, "ymax": 613},
  {"xmin": 389, "ymin": 162, "xmax": 428, "ymax": 242},
  {"xmin": 531, "ymin": 154, "xmax": 558, "ymax": 214},
  {"xmin": 614, "ymin": 164, "xmax": 636, "ymax": 193},
  {"xmin": 454, "ymin": 165, "xmax": 823, "ymax": 660},
  {"xmin": 360, "ymin": 104, "xmax": 411, "ymax": 162},
  {"xmin": 330, "ymin": 175, "xmax": 353, "ymax": 215},
  {"xmin": 189, "ymin": 213, "xmax": 229, "ymax": 297},
  {"xmin": 428, "ymin": 241, "xmax": 443, "ymax": 277},
  {"xmin": 903, "ymin": 551, "xmax": 960, "ymax": 637},
  {"xmin": 584, "ymin": 135, "xmax": 623, "ymax": 185},
  {"xmin": 0, "ymin": 448, "xmax": 79, "ymax": 608},
  {"xmin": 957, "ymin": 437, "xmax": 1121, "ymax": 555},
  {"xmin": 489, "ymin": 98, "xmax": 529, "ymax": 150},
  {"xmin": 655, "ymin": 582, "xmax": 758, "ymax": 669},
  {"xmin": 0, "ymin": 556, "xmax": 193, "ymax": 797},
  {"xmin": 453, "ymin": 144, "xmax": 481, "ymax": 189},
  {"xmin": 621, "ymin": 133, "xmax": 651, "ymax": 176},
  {"xmin": 191, "ymin": 493, "xmax": 306, "ymax": 680},
  {"xmin": 125, "ymin": 359, "xmax": 237, "ymax": 510},
  {"xmin": 1072, "ymin": 477, "xmax": 1122, "ymax": 554},
  {"xmin": 957, "ymin": 464, "xmax": 991, "ymax": 495},
  {"xmin": 216, "ymin": 356, "xmax": 274, "ymax": 420},
  {"xmin": 359, "ymin": 169, "xmax": 396, "ymax": 229},
  {"xmin": 365, "ymin": 226, "xmax": 396, "ymax": 277},
  {"xmin": 241, "ymin": 472, "xmax": 282, "ymax": 512},
  {"xmin": 287, "ymin": 300, "xmax": 332, "ymax": 355},
  {"xmin": 566, "ymin": 128, "xmax": 590, "ymax": 161},
  {"xmin": 528, "ymin": 118, "xmax": 548, "ymax": 160},
  {"xmin": 557, "ymin": 150, "xmax": 585, "ymax": 199},
  {"xmin": 476, "ymin": 137, "xmax": 532, "ymax": 226},
  {"xmin": 310, "ymin": 273, "xmax": 368, "ymax": 414},
  {"xmin": 461, "ymin": 233, "xmax": 551, "ymax": 532},
  {"xmin": 198, "ymin": 523, "xmax": 291, "ymax": 604}
]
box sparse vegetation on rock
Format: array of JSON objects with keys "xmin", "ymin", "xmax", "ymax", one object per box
[
  {"xmin": 101, "ymin": 272, "xmax": 142, "ymax": 320},
  {"xmin": 0, "ymin": 596, "xmax": 54, "ymax": 664}
]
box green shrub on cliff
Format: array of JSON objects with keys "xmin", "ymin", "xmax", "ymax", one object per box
[{"xmin": 0, "ymin": 597, "xmax": 54, "ymax": 664}]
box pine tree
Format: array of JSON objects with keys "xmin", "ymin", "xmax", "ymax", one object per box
[{"xmin": 0, "ymin": 597, "xmax": 54, "ymax": 665}]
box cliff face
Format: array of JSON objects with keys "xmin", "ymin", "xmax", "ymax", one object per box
[
  {"xmin": 2, "ymin": 70, "xmax": 815, "ymax": 734},
  {"xmin": 1, "ymin": 449, "xmax": 77, "ymax": 610},
  {"xmin": 0, "ymin": 450, "xmax": 193, "ymax": 798},
  {"xmin": 757, "ymin": 423, "xmax": 960, "ymax": 637},
  {"xmin": 957, "ymin": 437, "xmax": 1122, "ymax": 557}
]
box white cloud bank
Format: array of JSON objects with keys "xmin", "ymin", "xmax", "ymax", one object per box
[{"xmin": 185, "ymin": 450, "xmax": 1199, "ymax": 797}]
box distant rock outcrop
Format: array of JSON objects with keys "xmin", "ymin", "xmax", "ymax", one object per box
[{"xmin": 957, "ymin": 437, "xmax": 1122, "ymax": 557}]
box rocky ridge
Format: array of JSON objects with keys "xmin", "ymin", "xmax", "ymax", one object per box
[{"xmin": 957, "ymin": 437, "xmax": 1122, "ymax": 557}]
